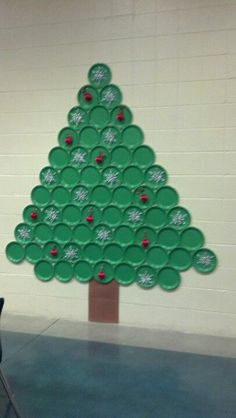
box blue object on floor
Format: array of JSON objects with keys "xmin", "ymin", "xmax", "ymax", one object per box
[{"xmin": 1, "ymin": 331, "xmax": 236, "ymax": 418}]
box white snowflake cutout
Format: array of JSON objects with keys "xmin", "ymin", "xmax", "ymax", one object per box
[
  {"xmin": 104, "ymin": 169, "xmax": 119, "ymax": 187},
  {"xmin": 101, "ymin": 88, "xmax": 117, "ymax": 106},
  {"xmin": 196, "ymin": 253, "xmax": 214, "ymax": 267},
  {"xmin": 64, "ymin": 245, "xmax": 79, "ymax": 262},
  {"xmin": 138, "ymin": 271, "xmax": 154, "ymax": 286},
  {"xmin": 17, "ymin": 226, "xmax": 31, "ymax": 241},
  {"xmin": 127, "ymin": 209, "xmax": 142, "ymax": 224},
  {"xmin": 103, "ymin": 128, "xmax": 117, "ymax": 146},
  {"xmin": 72, "ymin": 150, "xmax": 86, "ymax": 165},
  {"xmin": 44, "ymin": 207, "xmax": 59, "ymax": 224},
  {"xmin": 96, "ymin": 228, "xmax": 110, "ymax": 242},
  {"xmin": 91, "ymin": 66, "xmax": 106, "ymax": 84},
  {"xmin": 148, "ymin": 168, "xmax": 166, "ymax": 185},
  {"xmin": 170, "ymin": 211, "xmax": 187, "ymax": 227},
  {"xmin": 42, "ymin": 169, "xmax": 56, "ymax": 185},
  {"xmin": 73, "ymin": 188, "xmax": 88, "ymax": 203},
  {"xmin": 69, "ymin": 110, "xmax": 84, "ymax": 126}
]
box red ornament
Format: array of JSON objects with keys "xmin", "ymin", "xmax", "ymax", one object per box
[
  {"xmin": 142, "ymin": 238, "xmax": 149, "ymax": 248},
  {"xmin": 86, "ymin": 214, "xmax": 93, "ymax": 223},
  {"xmin": 84, "ymin": 92, "xmax": 92, "ymax": 101},
  {"xmin": 140, "ymin": 194, "xmax": 148, "ymax": 203},
  {"xmin": 116, "ymin": 112, "xmax": 124, "ymax": 121},
  {"xmin": 98, "ymin": 271, "xmax": 105, "ymax": 280},
  {"xmin": 95, "ymin": 154, "xmax": 103, "ymax": 164},
  {"xmin": 65, "ymin": 136, "xmax": 73, "ymax": 145},
  {"xmin": 30, "ymin": 211, "xmax": 38, "ymax": 220},
  {"xmin": 50, "ymin": 248, "xmax": 58, "ymax": 257}
]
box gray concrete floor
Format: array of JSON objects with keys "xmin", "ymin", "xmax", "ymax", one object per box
[{"xmin": 2, "ymin": 313, "xmax": 236, "ymax": 360}]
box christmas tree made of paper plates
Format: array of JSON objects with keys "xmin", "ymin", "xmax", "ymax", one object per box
[{"xmin": 6, "ymin": 64, "xmax": 217, "ymax": 290}]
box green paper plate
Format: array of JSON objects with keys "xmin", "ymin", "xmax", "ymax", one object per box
[
  {"xmin": 136, "ymin": 266, "xmax": 157, "ymax": 289},
  {"xmin": 123, "ymin": 166, "xmax": 144, "ymax": 188},
  {"xmin": 73, "ymin": 224, "xmax": 92, "ymax": 245},
  {"xmin": 23, "ymin": 205, "xmax": 42, "ymax": 225},
  {"xmin": 102, "ymin": 166, "xmax": 121, "ymax": 188},
  {"xmin": 60, "ymin": 167, "xmax": 80, "ymax": 188},
  {"xmin": 124, "ymin": 206, "xmax": 143, "ymax": 227},
  {"xmin": 48, "ymin": 147, "xmax": 69, "ymax": 169},
  {"xmin": 135, "ymin": 227, "xmax": 157, "ymax": 246},
  {"xmin": 25, "ymin": 243, "xmax": 43, "ymax": 264},
  {"xmin": 68, "ymin": 106, "xmax": 88, "ymax": 130},
  {"xmin": 111, "ymin": 145, "xmax": 131, "ymax": 168},
  {"xmin": 133, "ymin": 145, "xmax": 155, "ymax": 169},
  {"xmin": 40, "ymin": 167, "xmax": 59, "ymax": 188},
  {"xmin": 14, "ymin": 223, "xmax": 33, "ymax": 244},
  {"xmin": 63, "ymin": 243, "xmax": 80, "ymax": 263},
  {"xmin": 55, "ymin": 261, "xmax": 73, "ymax": 282},
  {"xmin": 114, "ymin": 225, "xmax": 135, "ymax": 246},
  {"xmin": 91, "ymin": 185, "xmax": 112, "ymax": 207},
  {"xmin": 80, "ymin": 166, "xmax": 101, "ymax": 187},
  {"xmin": 34, "ymin": 223, "xmax": 53, "ymax": 244},
  {"xmin": 100, "ymin": 84, "xmax": 122, "ymax": 110},
  {"xmin": 43, "ymin": 206, "xmax": 61, "ymax": 225},
  {"xmin": 169, "ymin": 248, "xmax": 192, "ymax": 271},
  {"xmin": 157, "ymin": 227, "xmax": 180, "ymax": 250},
  {"xmin": 193, "ymin": 248, "xmax": 217, "ymax": 274},
  {"xmin": 89, "ymin": 105, "xmax": 110, "ymax": 129},
  {"xmin": 134, "ymin": 186, "xmax": 155, "ymax": 208},
  {"xmin": 145, "ymin": 165, "xmax": 167, "ymax": 188},
  {"xmin": 180, "ymin": 227, "xmax": 204, "ymax": 251},
  {"xmin": 88, "ymin": 63, "xmax": 112, "ymax": 89},
  {"xmin": 70, "ymin": 147, "xmax": 89, "ymax": 168},
  {"xmin": 168, "ymin": 207, "xmax": 191, "ymax": 231},
  {"xmin": 71, "ymin": 186, "xmax": 90, "ymax": 206},
  {"xmin": 156, "ymin": 186, "xmax": 179, "ymax": 209},
  {"xmin": 51, "ymin": 186, "xmax": 70, "ymax": 207},
  {"xmin": 43, "ymin": 241, "xmax": 63, "ymax": 262},
  {"xmin": 94, "ymin": 261, "xmax": 114, "ymax": 284},
  {"xmin": 100, "ymin": 126, "xmax": 121, "ymax": 148},
  {"xmin": 145, "ymin": 207, "xmax": 167, "ymax": 229},
  {"xmin": 58, "ymin": 127, "xmax": 78, "ymax": 149},
  {"xmin": 82, "ymin": 205, "xmax": 101, "ymax": 225},
  {"xmin": 74, "ymin": 261, "xmax": 93, "ymax": 283},
  {"xmin": 78, "ymin": 85, "xmax": 99, "ymax": 109},
  {"xmin": 122, "ymin": 125, "xmax": 144, "ymax": 149},
  {"xmin": 146, "ymin": 246, "xmax": 168, "ymax": 269},
  {"xmin": 79, "ymin": 127, "xmax": 100, "ymax": 149},
  {"xmin": 90, "ymin": 146, "xmax": 110, "ymax": 168},
  {"xmin": 53, "ymin": 223, "xmax": 72, "ymax": 244},
  {"xmin": 125, "ymin": 245, "xmax": 146, "ymax": 266},
  {"xmin": 62, "ymin": 205, "xmax": 81, "ymax": 226},
  {"xmin": 102, "ymin": 205, "xmax": 123, "ymax": 227},
  {"xmin": 158, "ymin": 267, "xmax": 181, "ymax": 291},
  {"xmin": 6, "ymin": 242, "xmax": 25, "ymax": 264},
  {"xmin": 94, "ymin": 224, "xmax": 112, "ymax": 245},
  {"xmin": 34, "ymin": 260, "xmax": 54, "ymax": 282},
  {"xmin": 115, "ymin": 263, "xmax": 135, "ymax": 286},
  {"xmin": 83, "ymin": 243, "xmax": 103, "ymax": 263},
  {"xmin": 31, "ymin": 186, "xmax": 51, "ymax": 208},
  {"xmin": 104, "ymin": 244, "xmax": 123, "ymax": 264},
  {"xmin": 112, "ymin": 186, "xmax": 133, "ymax": 207},
  {"xmin": 111, "ymin": 106, "xmax": 132, "ymax": 128}
]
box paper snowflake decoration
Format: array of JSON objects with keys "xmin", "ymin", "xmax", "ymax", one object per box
[
  {"xmin": 42, "ymin": 169, "xmax": 56, "ymax": 185},
  {"xmin": 72, "ymin": 150, "xmax": 86, "ymax": 165},
  {"xmin": 91, "ymin": 66, "xmax": 106, "ymax": 84},
  {"xmin": 73, "ymin": 189, "xmax": 88, "ymax": 203},
  {"xmin": 148, "ymin": 168, "xmax": 166, "ymax": 185},
  {"xmin": 64, "ymin": 246, "xmax": 79, "ymax": 262},
  {"xmin": 104, "ymin": 169, "xmax": 119, "ymax": 186},
  {"xmin": 96, "ymin": 228, "xmax": 110, "ymax": 242},
  {"xmin": 101, "ymin": 88, "xmax": 117, "ymax": 106},
  {"xmin": 137, "ymin": 271, "xmax": 154, "ymax": 286},
  {"xmin": 103, "ymin": 129, "xmax": 117, "ymax": 146},
  {"xmin": 44, "ymin": 208, "xmax": 59, "ymax": 224},
  {"xmin": 128, "ymin": 209, "xmax": 142, "ymax": 223},
  {"xmin": 17, "ymin": 226, "xmax": 31, "ymax": 240},
  {"xmin": 69, "ymin": 111, "xmax": 84, "ymax": 126},
  {"xmin": 196, "ymin": 252, "xmax": 214, "ymax": 267},
  {"xmin": 170, "ymin": 211, "xmax": 187, "ymax": 227}
]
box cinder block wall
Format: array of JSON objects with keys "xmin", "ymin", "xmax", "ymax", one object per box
[{"xmin": 0, "ymin": 0, "xmax": 235, "ymax": 337}]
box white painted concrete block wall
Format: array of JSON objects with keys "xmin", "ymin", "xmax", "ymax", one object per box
[{"xmin": 0, "ymin": 0, "xmax": 235, "ymax": 337}]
